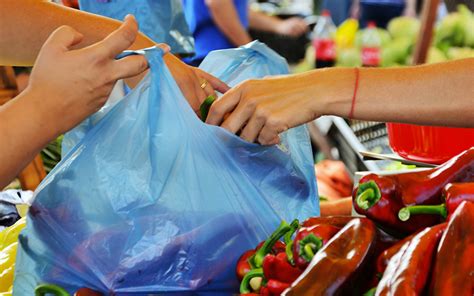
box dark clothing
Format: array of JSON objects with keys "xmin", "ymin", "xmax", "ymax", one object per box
[{"xmin": 360, "ymin": 2, "xmax": 405, "ymax": 28}]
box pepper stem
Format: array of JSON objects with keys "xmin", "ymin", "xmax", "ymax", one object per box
[
  {"xmin": 299, "ymin": 233, "xmax": 323, "ymax": 262},
  {"xmin": 240, "ymin": 268, "xmax": 264, "ymax": 294},
  {"xmin": 398, "ymin": 204, "xmax": 447, "ymax": 222},
  {"xmin": 35, "ymin": 284, "xmax": 70, "ymax": 296},
  {"xmin": 363, "ymin": 287, "xmax": 377, "ymax": 296},
  {"xmin": 251, "ymin": 221, "xmax": 291, "ymax": 268},
  {"xmin": 356, "ymin": 181, "xmax": 382, "ymax": 210},
  {"xmin": 284, "ymin": 219, "xmax": 300, "ymax": 266}
]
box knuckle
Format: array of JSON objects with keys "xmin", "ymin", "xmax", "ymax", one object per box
[
  {"xmin": 119, "ymin": 26, "xmax": 136, "ymax": 45},
  {"xmin": 255, "ymin": 106, "xmax": 269, "ymax": 121},
  {"xmin": 209, "ymin": 102, "xmax": 223, "ymax": 116}
]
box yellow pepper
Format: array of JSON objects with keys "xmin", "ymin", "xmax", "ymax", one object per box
[
  {"xmin": 0, "ymin": 218, "xmax": 26, "ymax": 249},
  {"xmin": 0, "ymin": 218, "xmax": 26, "ymax": 293},
  {"xmin": 335, "ymin": 18, "xmax": 359, "ymax": 49},
  {"xmin": 0, "ymin": 242, "xmax": 18, "ymax": 293}
]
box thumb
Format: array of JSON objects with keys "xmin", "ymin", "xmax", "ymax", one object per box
[{"xmin": 43, "ymin": 25, "xmax": 84, "ymax": 52}]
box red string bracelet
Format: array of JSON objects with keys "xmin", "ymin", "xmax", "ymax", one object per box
[{"xmin": 349, "ymin": 67, "xmax": 360, "ymax": 119}]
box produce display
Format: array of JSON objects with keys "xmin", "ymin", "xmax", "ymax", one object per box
[
  {"xmin": 0, "ymin": 218, "xmax": 25, "ymax": 294},
  {"xmin": 236, "ymin": 148, "xmax": 474, "ymax": 295},
  {"xmin": 315, "ymin": 5, "xmax": 474, "ymax": 69}
]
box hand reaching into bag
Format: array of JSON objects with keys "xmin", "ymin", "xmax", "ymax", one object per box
[
  {"xmin": 164, "ymin": 54, "xmax": 230, "ymax": 114},
  {"xmin": 0, "ymin": 15, "xmax": 154, "ymax": 188}
]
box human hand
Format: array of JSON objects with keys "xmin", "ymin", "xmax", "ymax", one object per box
[
  {"xmin": 26, "ymin": 15, "xmax": 155, "ymax": 135},
  {"xmin": 275, "ymin": 17, "xmax": 308, "ymax": 37},
  {"xmin": 206, "ymin": 75, "xmax": 320, "ymax": 145},
  {"xmin": 164, "ymin": 54, "xmax": 230, "ymax": 115}
]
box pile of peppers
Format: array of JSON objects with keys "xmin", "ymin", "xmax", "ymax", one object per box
[
  {"xmin": 237, "ymin": 148, "xmax": 474, "ymax": 295},
  {"xmin": 237, "ymin": 216, "xmax": 373, "ymax": 295},
  {"xmin": 353, "ymin": 147, "xmax": 474, "ymax": 236}
]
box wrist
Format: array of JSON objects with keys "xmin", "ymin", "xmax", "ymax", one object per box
[
  {"xmin": 21, "ymin": 86, "xmax": 64, "ymax": 139},
  {"xmin": 312, "ymin": 68, "xmax": 355, "ymax": 118}
]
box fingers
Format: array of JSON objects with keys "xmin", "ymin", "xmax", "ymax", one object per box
[
  {"xmin": 43, "ymin": 25, "xmax": 84, "ymax": 52},
  {"xmin": 285, "ymin": 18, "xmax": 308, "ymax": 37},
  {"xmin": 155, "ymin": 43, "xmax": 171, "ymax": 54},
  {"xmin": 197, "ymin": 69, "xmax": 231, "ymax": 94},
  {"xmin": 94, "ymin": 14, "xmax": 139, "ymax": 59},
  {"xmin": 201, "ymin": 80, "xmax": 217, "ymax": 102},
  {"xmin": 220, "ymin": 97, "xmax": 255, "ymax": 134},
  {"xmin": 239, "ymin": 111, "xmax": 266, "ymax": 143},
  {"xmin": 206, "ymin": 84, "xmax": 245, "ymax": 125},
  {"xmin": 112, "ymin": 55, "xmax": 148, "ymax": 80},
  {"xmin": 258, "ymin": 118, "xmax": 287, "ymax": 145}
]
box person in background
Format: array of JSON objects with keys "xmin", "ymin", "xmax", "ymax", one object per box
[
  {"xmin": 351, "ymin": 0, "xmax": 417, "ymax": 28},
  {"xmin": 181, "ymin": 0, "xmax": 309, "ymax": 66},
  {"xmin": 78, "ymin": 0, "xmax": 195, "ymax": 57}
]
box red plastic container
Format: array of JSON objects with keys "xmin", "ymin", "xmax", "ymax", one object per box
[{"xmin": 386, "ymin": 123, "xmax": 474, "ymax": 165}]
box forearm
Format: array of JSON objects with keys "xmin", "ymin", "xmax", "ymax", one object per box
[
  {"xmin": 315, "ymin": 58, "xmax": 474, "ymax": 127},
  {"xmin": 0, "ymin": 90, "xmax": 59, "ymax": 188},
  {"xmin": 0, "ymin": 0, "xmax": 154, "ymax": 66},
  {"xmin": 205, "ymin": 0, "xmax": 252, "ymax": 46},
  {"xmin": 248, "ymin": 10, "xmax": 281, "ymax": 33}
]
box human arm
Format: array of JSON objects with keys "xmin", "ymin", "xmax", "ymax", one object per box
[
  {"xmin": 248, "ymin": 10, "xmax": 308, "ymax": 37},
  {"xmin": 403, "ymin": 0, "xmax": 417, "ymax": 17},
  {"xmin": 204, "ymin": 0, "xmax": 253, "ymax": 46},
  {"xmin": 0, "ymin": 0, "xmax": 154, "ymax": 66},
  {"xmin": 206, "ymin": 58, "xmax": 474, "ymax": 145},
  {"xmin": 0, "ymin": 16, "xmax": 151, "ymax": 189},
  {"xmin": 0, "ymin": 0, "xmax": 229, "ymax": 110},
  {"xmin": 350, "ymin": 0, "xmax": 361, "ymax": 19}
]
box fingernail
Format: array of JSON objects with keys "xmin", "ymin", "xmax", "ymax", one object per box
[{"xmin": 124, "ymin": 14, "xmax": 135, "ymax": 21}]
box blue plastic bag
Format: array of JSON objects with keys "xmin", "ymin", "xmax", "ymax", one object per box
[
  {"xmin": 14, "ymin": 43, "xmax": 318, "ymax": 295},
  {"xmin": 78, "ymin": 0, "xmax": 195, "ymax": 55}
]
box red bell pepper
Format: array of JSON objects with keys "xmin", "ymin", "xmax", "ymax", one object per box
[
  {"xmin": 262, "ymin": 252, "xmax": 302, "ymax": 284},
  {"xmin": 236, "ymin": 250, "xmax": 256, "ymax": 281},
  {"xmin": 398, "ymin": 182, "xmax": 474, "ymax": 222},
  {"xmin": 292, "ymin": 224, "xmax": 341, "ymax": 270},
  {"xmin": 74, "ymin": 288, "xmax": 103, "ymax": 296},
  {"xmin": 239, "ymin": 220, "xmax": 298, "ymax": 294},
  {"xmin": 430, "ymin": 201, "xmax": 474, "ymax": 295},
  {"xmin": 301, "ymin": 215, "xmax": 354, "ymax": 228},
  {"xmin": 236, "ymin": 221, "xmax": 293, "ymax": 281},
  {"xmin": 353, "ymin": 148, "xmax": 474, "ymax": 235},
  {"xmin": 375, "ymin": 223, "xmax": 446, "ymax": 295},
  {"xmin": 284, "ymin": 218, "xmax": 377, "ymax": 295},
  {"xmin": 266, "ymin": 279, "xmax": 290, "ymax": 295}
]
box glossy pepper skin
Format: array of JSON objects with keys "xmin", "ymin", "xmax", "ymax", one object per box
[
  {"xmin": 239, "ymin": 220, "xmax": 296, "ymax": 294},
  {"xmin": 236, "ymin": 229, "xmax": 289, "ymax": 281},
  {"xmin": 301, "ymin": 215, "xmax": 354, "ymax": 228},
  {"xmin": 375, "ymin": 223, "xmax": 446, "ymax": 295},
  {"xmin": 262, "ymin": 252, "xmax": 302, "ymax": 284},
  {"xmin": 354, "ymin": 148, "xmax": 474, "ymax": 235},
  {"xmin": 430, "ymin": 201, "xmax": 474, "ymax": 296},
  {"xmin": 74, "ymin": 288, "xmax": 103, "ymax": 296},
  {"xmin": 399, "ymin": 182, "xmax": 474, "ymax": 222},
  {"xmin": 236, "ymin": 250, "xmax": 256, "ymax": 281},
  {"xmin": 266, "ymin": 279, "xmax": 290, "ymax": 295},
  {"xmin": 283, "ymin": 218, "xmax": 377, "ymax": 296},
  {"xmin": 292, "ymin": 224, "xmax": 341, "ymax": 270}
]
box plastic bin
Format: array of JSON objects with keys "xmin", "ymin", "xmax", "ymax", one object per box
[{"xmin": 386, "ymin": 123, "xmax": 474, "ymax": 165}]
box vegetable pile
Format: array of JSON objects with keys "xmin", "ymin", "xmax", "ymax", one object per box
[
  {"xmin": 335, "ymin": 5, "xmax": 474, "ymax": 68},
  {"xmin": 237, "ymin": 147, "xmax": 474, "ymax": 295}
]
